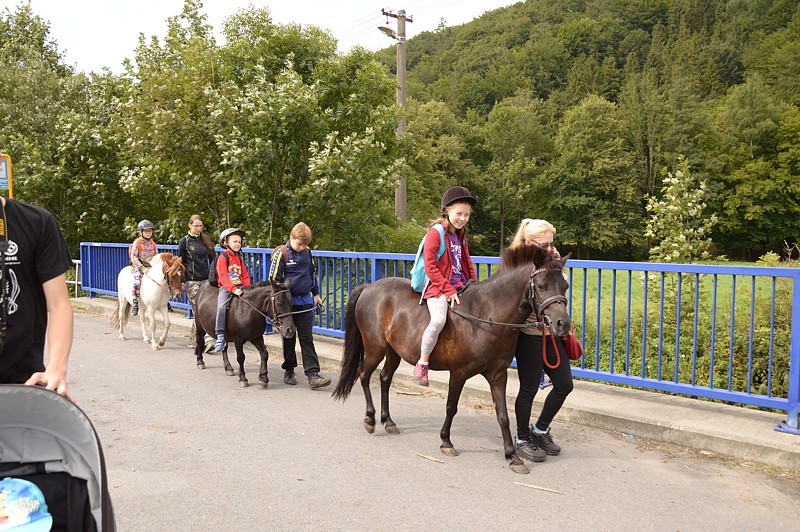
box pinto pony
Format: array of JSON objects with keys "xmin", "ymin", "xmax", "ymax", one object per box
[
  {"xmin": 332, "ymin": 245, "xmax": 571, "ymax": 474},
  {"xmin": 112, "ymin": 253, "xmax": 185, "ymax": 350}
]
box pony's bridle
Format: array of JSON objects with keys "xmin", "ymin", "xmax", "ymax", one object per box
[
  {"xmin": 265, "ymin": 288, "xmax": 294, "ymax": 332},
  {"xmin": 528, "ymin": 266, "xmax": 567, "ymax": 327}
]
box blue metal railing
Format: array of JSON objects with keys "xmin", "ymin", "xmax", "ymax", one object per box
[{"xmin": 80, "ymin": 242, "xmax": 800, "ymax": 434}]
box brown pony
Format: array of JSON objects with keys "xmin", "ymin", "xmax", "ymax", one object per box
[{"xmin": 332, "ymin": 245, "xmax": 571, "ymax": 474}]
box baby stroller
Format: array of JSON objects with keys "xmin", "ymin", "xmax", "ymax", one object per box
[{"xmin": 0, "ymin": 385, "xmax": 115, "ymax": 531}]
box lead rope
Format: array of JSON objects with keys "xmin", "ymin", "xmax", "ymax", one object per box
[{"xmin": 540, "ymin": 323, "xmax": 561, "ymax": 369}]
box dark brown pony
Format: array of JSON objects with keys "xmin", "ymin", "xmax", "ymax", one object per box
[
  {"xmin": 332, "ymin": 245, "xmax": 571, "ymax": 474},
  {"xmin": 192, "ymin": 280, "xmax": 296, "ymax": 388}
]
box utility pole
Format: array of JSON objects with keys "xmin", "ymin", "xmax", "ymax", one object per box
[{"xmin": 381, "ymin": 8, "xmax": 412, "ymax": 222}]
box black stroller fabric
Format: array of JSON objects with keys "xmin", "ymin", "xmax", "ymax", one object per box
[{"xmin": 0, "ymin": 385, "xmax": 115, "ymax": 531}]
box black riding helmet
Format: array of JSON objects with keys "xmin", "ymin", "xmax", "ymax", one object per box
[
  {"xmin": 441, "ymin": 186, "xmax": 477, "ymax": 211},
  {"xmin": 219, "ymin": 227, "xmax": 245, "ymax": 249}
]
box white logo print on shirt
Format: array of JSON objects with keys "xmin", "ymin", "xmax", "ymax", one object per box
[{"xmin": 0, "ymin": 240, "xmax": 21, "ymax": 314}]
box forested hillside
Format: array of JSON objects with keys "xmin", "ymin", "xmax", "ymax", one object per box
[
  {"xmin": 1, "ymin": 0, "xmax": 798, "ymax": 259},
  {"xmin": 376, "ymin": 0, "xmax": 800, "ymax": 259}
]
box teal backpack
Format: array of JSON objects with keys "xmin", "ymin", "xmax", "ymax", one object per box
[{"xmin": 410, "ymin": 223, "xmax": 446, "ymax": 298}]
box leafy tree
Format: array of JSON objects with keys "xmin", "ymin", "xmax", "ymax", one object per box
[
  {"xmin": 214, "ymin": 31, "xmax": 400, "ymax": 248},
  {"xmin": 404, "ymin": 99, "xmax": 478, "ymax": 223},
  {"xmin": 0, "ymin": 3, "xmax": 71, "ymax": 207},
  {"xmin": 716, "ymin": 75, "xmax": 780, "ymax": 161},
  {"xmin": 546, "ymin": 95, "xmax": 642, "ymax": 257},
  {"xmin": 479, "ymin": 91, "xmax": 553, "ymax": 249},
  {"xmin": 53, "ymin": 72, "xmax": 135, "ymax": 249},
  {"xmin": 716, "ymin": 106, "xmax": 800, "ymax": 254},
  {"xmin": 645, "ymin": 156, "xmax": 716, "ymax": 263},
  {"xmin": 121, "ymin": 0, "xmax": 226, "ymax": 241},
  {"xmin": 619, "ymin": 68, "xmax": 668, "ymax": 196}
]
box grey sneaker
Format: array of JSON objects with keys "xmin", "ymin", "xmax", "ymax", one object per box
[
  {"xmin": 283, "ymin": 371, "xmax": 297, "ymax": 386},
  {"xmin": 515, "ymin": 436, "xmax": 546, "ymax": 462},
  {"xmin": 308, "ymin": 373, "xmax": 331, "ymax": 389},
  {"xmin": 530, "ymin": 427, "xmax": 561, "ymax": 456}
]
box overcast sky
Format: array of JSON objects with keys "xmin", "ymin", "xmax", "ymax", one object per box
[{"xmin": 18, "ymin": 0, "xmax": 519, "ymax": 73}]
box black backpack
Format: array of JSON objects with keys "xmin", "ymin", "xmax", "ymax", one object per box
[{"xmin": 207, "ymin": 253, "xmax": 229, "ymax": 288}]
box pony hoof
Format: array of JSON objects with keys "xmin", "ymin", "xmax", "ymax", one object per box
[
  {"xmin": 440, "ymin": 446, "xmax": 459, "ymax": 457},
  {"xmin": 225, "ymin": 370, "xmax": 235, "ymax": 376},
  {"xmin": 239, "ymin": 380, "xmax": 249, "ymax": 388},
  {"xmin": 259, "ymin": 380, "xmax": 269, "ymax": 389},
  {"xmin": 118, "ymin": 335, "xmax": 126, "ymax": 341},
  {"xmin": 363, "ymin": 421, "xmax": 375, "ymax": 434},
  {"xmin": 151, "ymin": 345, "xmax": 160, "ymax": 351},
  {"xmin": 158, "ymin": 340, "xmax": 166, "ymax": 347},
  {"xmin": 197, "ymin": 362, "xmax": 206, "ymax": 370},
  {"xmin": 510, "ymin": 463, "xmax": 530, "ymax": 475},
  {"xmin": 142, "ymin": 338, "xmax": 150, "ymax": 344},
  {"xmin": 384, "ymin": 424, "xmax": 400, "ymax": 435}
]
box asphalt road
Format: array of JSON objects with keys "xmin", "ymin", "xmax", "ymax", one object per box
[{"xmin": 70, "ymin": 310, "xmax": 800, "ymax": 531}]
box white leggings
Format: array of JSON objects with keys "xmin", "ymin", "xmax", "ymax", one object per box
[{"xmin": 421, "ymin": 295, "xmax": 448, "ymax": 358}]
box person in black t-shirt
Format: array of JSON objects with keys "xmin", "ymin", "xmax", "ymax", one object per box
[{"xmin": 0, "ymin": 196, "xmax": 74, "ymax": 400}]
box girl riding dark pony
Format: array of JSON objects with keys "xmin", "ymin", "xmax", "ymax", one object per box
[{"xmin": 332, "ymin": 244, "xmax": 571, "ymax": 474}]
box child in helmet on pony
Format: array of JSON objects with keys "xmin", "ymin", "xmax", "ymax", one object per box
[
  {"xmin": 130, "ymin": 219, "xmax": 158, "ymax": 317},
  {"xmin": 214, "ymin": 228, "xmax": 251, "ymax": 351},
  {"xmin": 415, "ymin": 186, "xmax": 478, "ymax": 386}
]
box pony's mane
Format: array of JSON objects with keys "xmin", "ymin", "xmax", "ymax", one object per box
[
  {"xmin": 251, "ymin": 281, "xmax": 273, "ymax": 289},
  {"xmin": 499, "ymin": 245, "xmax": 546, "ymax": 269},
  {"xmin": 496, "ymin": 245, "xmax": 563, "ymax": 277}
]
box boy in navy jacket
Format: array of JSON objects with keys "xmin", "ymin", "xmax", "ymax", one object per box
[{"xmin": 269, "ymin": 222, "xmax": 330, "ymax": 389}]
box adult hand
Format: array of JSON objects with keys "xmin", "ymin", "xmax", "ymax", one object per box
[
  {"xmin": 447, "ymin": 292, "xmax": 461, "ymax": 308},
  {"xmin": 313, "ymin": 295, "xmax": 323, "ymax": 306},
  {"xmin": 25, "ymin": 370, "xmax": 75, "ymax": 402}
]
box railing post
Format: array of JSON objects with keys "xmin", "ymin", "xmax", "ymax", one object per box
[
  {"xmin": 776, "ymin": 271, "xmax": 800, "ymax": 434},
  {"xmin": 370, "ymin": 256, "xmax": 383, "ymax": 283}
]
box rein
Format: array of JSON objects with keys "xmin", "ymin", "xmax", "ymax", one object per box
[
  {"xmin": 447, "ymin": 267, "xmax": 567, "ymax": 330},
  {"xmin": 143, "ymin": 270, "xmax": 169, "ymax": 293},
  {"xmin": 235, "ymin": 288, "xmax": 315, "ymax": 331},
  {"xmin": 144, "ymin": 266, "xmax": 183, "ymax": 296},
  {"xmin": 447, "ymin": 306, "xmax": 547, "ymax": 329}
]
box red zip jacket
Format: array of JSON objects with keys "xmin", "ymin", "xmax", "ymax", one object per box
[
  {"xmin": 217, "ymin": 249, "xmax": 251, "ymax": 292},
  {"xmin": 422, "ymin": 222, "xmax": 476, "ymax": 299}
]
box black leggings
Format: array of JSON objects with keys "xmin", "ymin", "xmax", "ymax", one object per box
[{"xmin": 514, "ymin": 332, "xmax": 574, "ymax": 438}]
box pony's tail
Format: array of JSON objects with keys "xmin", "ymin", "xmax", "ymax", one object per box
[
  {"xmin": 331, "ymin": 287, "xmax": 365, "ymax": 401},
  {"xmin": 110, "ymin": 300, "xmax": 130, "ymax": 329}
]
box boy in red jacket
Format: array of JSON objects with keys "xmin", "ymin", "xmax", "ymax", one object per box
[{"xmin": 214, "ymin": 228, "xmax": 251, "ymax": 351}]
